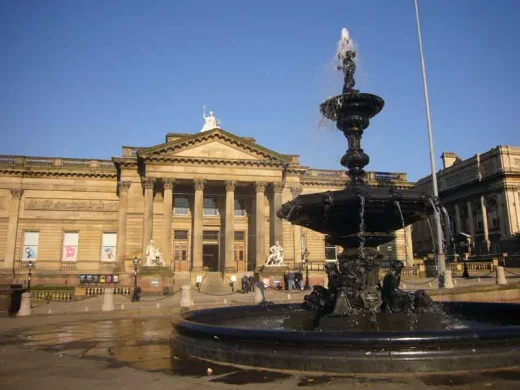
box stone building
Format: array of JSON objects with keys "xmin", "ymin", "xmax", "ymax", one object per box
[
  {"xmin": 412, "ymin": 146, "xmax": 520, "ymax": 256},
  {"xmin": 0, "ymin": 124, "xmax": 414, "ymax": 290}
]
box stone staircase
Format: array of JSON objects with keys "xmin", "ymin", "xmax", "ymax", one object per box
[{"xmin": 200, "ymin": 272, "xmax": 232, "ymax": 294}]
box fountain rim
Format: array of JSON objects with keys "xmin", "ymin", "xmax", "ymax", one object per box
[{"xmin": 175, "ymin": 302, "xmax": 520, "ymax": 345}]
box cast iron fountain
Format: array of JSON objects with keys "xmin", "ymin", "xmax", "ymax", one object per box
[{"xmin": 173, "ymin": 29, "xmax": 520, "ymax": 373}]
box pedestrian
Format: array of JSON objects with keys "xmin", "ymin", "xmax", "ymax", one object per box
[
  {"xmin": 287, "ymin": 271, "xmax": 294, "ymax": 291},
  {"xmin": 294, "ymin": 271, "xmax": 301, "ymax": 290},
  {"xmin": 248, "ymin": 275, "xmax": 256, "ymax": 292}
]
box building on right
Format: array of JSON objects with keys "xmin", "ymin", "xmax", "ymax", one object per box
[{"xmin": 412, "ymin": 146, "xmax": 520, "ymax": 257}]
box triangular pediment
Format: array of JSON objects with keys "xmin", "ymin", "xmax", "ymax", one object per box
[{"xmin": 138, "ymin": 128, "xmax": 291, "ymax": 164}]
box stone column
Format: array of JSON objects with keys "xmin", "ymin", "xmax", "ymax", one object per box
[
  {"xmin": 116, "ymin": 181, "xmax": 131, "ymax": 267},
  {"xmin": 141, "ymin": 177, "xmax": 156, "ymax": 259},
  {"xmin": 454, "ymin": 204, "xmax": 462, "ymax": 234},
  {"xmin": 291, "ymin": 187, "xmax": 302, "ymax": 266},
  {"xmin": 404, "ymin": 225, "xmax": 414, "ymax": 267},
  {"xmin": 225, "ymin": 180, "xmax": 235, "ymax": 272},
  {"xmin": 3, "ymin": 189, "xmax": 23, "ymax": 270},
  {"xmin": 467, "ymin": 200, "xmax": 476, "ymax": 239},
  {"xmin": 480, "ymin": 195, "xmax": 490, "ymax": 253},
  {"xmin": 272, "ymin": 182, "xmax": 284, "ymax": 246},
  {"xmin": 497, "ymin": 192, "xmax": 508, "ymax": 238},
  {"xmin": 255, "ymin": 182, "xmax": 267, "ymax": 267},
  {"xmin": 162, "ymin": 179, "xmax": 175, "ymax": 267},
  {"xmin": 192, "ymin": 179, "xmax": 205, "ymax": 271}
]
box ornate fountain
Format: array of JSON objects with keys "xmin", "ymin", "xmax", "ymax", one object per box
[
  {"xmin": 173, "ymin": 29, "xmax": 520, "ymax": 374},
  {"xmin": 277, "ymin": 28, "xmax": 434, "ymax": 320}
]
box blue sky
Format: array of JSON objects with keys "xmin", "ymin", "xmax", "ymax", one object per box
[{"xmin": 1, "ymin": 0, "xmax": 519, "ymax": 181}]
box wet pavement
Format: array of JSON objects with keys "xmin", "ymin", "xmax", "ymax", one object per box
[{"xmin": 1, "ymin": 314, "xmax": 520, "ymax": 389}]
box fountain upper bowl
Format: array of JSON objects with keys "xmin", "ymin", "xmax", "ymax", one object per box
[{"xmin": 320, "ymin": 92, "xmax": 384, "ymax": 122}]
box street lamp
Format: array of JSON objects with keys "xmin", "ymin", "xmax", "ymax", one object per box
[
  {"xmin": 27, "ymin": 260, "xmax": 34, "ymax": 291},
  {"xmin": 303, "ymin": 249, "xmax": 311, "ymax": 290},
  {"xmin": 131, "ymin": 256, "xmax": 140, "ymax": 302},
  {"xmin": 387, "ymin": 245, "xmax": 392, "ymax": 264}
]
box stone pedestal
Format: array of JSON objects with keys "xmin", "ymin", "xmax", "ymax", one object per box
[
  {"xmin": 443, "ymin": 270, "xmax": 454, "ymax": 289},
  {"xmin": 496, "ymin": 266, "xmax": 508, "ymax": 285},
  {"xmin": 17, "ymin": 292, "xmax": 31, "ymax": 317},
  {"xmin": 137, "ymin": 266, "xmax": 174, "ymax": 293},
  {"xmin": 102, "ymin": 288, "xmax": 114, "ymax": 311},
  {"xmin": 180, "ymin": 285, "xmax": 192, "ymax": 309}
]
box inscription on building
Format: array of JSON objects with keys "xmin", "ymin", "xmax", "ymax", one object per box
[{"xmin": 26, "ymin": 198, "xmax": 119, "ymax": 212}]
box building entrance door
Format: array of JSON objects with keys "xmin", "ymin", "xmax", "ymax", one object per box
[{"xmin": 203, "ymin": 244, "xmax": 219, "ymax": 271}]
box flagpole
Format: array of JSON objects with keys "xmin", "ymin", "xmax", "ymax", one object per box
[{"xmin": 413, "ymin": 0, "xmax": 446, "ymax": 278}]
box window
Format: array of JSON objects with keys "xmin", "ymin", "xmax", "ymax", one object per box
[
  {"xmin": 174, "ymin": 230, "xmax": 188, "ymax": 240},
  {"xmin": 234, "ymin": 244, "xmax": 245, "ymax": 262},
  {"xmin": 301, "ymin": 234, "xmax": 307, "ymax": 260},
  {"xmin": 174, "ymin": 244, "xmax": 188, "ymax": 261},
  {"xmin": 476, "ymin": 212, "xmax": 483, "ymax": 231},
  {"xmin": 174, "ymin": 197, "xmax": 190, "ymax": 215},
  {"xmin": 101, "ymin": 233, "xmax": 117, "ymax": 261},
  {"xmin": 62, "ymin": 232, "xmax": 79, "ymax": 261},
  {"xmin": 234, "ymin": 198, "xmax": 246, "ymax": 216},
  {"xmin": 203, "ymin": 197, "xmax": 218, "ymax": 216},
  {"xmin": 325, "ymin": 239, "xmax": 337, "ymax": 261},
  {"xmin": 234, "ymin": 231, "xmax": 245, "ymax": 241},
  {"xmin": 203, "ymin": 230, "xmax": 219, "ymax": 240},
  {"xmin": 22, "ymin": 232, "xmax": 39, "ymax": 261}
]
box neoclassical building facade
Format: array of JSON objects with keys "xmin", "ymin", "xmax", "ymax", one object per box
[
  {"xmin": 0, "ymin": 127, "xmax": 414, "ymax": 288},
  {"xmin": 412, "ymin": 146, "xmax": 520, "ymax": 256}
]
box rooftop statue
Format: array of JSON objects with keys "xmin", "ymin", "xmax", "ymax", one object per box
[{"xmin": 200, "ymin": 106, "xmax": 221, "ymax": 132}]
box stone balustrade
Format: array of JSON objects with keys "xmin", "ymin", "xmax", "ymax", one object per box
[
  {"xmin": 31, "ymin": 290, "xmax": 74, "ymax": 301},
  {"xmin": 0, "ymin": 155, "xmax": 115, "ymax": 170}
]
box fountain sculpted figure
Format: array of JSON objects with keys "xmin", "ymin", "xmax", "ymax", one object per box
[
  {"xmin": 144, "ymin": 239, "xmax": 165, "ymax": 267},
  {"xmin": 266, "ymin": 241, "xmax": 284, "ymax": 266}
]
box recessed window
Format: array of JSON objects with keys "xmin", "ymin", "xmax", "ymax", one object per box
[
  {"xmin": 234, "ymin": 244, "xmax": 245, "ymax": 261},
  {"xmin": 234, "ymin": 198, "xmax": 246, "ymax": 216},
  {"xmin": 174, "ymin": 244, "xmax": 188, "ymax": 261},
  {"xmin": 62, "ymin": 232, "xmax": 79, "ymax": 262},
  {"xmin": 101, "ymin": 232, "xmax": 117, "ymax": 262},
  {"xmin": 174, "ymin": 197, "xmax": 190, "ymax": 215},
  {"xmin": 325, "ymin": 239, "xmax": 337, "ymax": 261},
  {"xmin": 203, "ymin": 230, "xmax": 219, "ymax": 240},
  {"xmin": 234, "ymin": 231, "xmax": 245, "ymax": 241},
  {"xmin": 174, "ymin": 230, "xmax": 188, "ymax": 240},
  {"xmin": 22, "ymin": 232, "xmax": 39, "ymax": 261},
  {"xmin": 203, "ymin": 197, "xmax": 218, "ymax": 216}
]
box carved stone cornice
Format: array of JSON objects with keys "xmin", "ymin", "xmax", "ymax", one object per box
[
  {"xmin": 141, "ymin": 156, "xmax": 286, "ymax": 168},
  {"xmin": 118, "ymin": 181, "xmax": 132, "ymax": 192},
  {"xmin": 291, "ymin": 187, "xmax": 302, "ymax": 198},
  {"xmin": 141, "ymin": 177, "xmax": 156, "ymax": 190},
  {"xmin": 10, "ymin": 188, "xmax": 23, "ymax": 199},
  {"xmin": 194, "ymin": 178, "xmax": 206, "ymax": 191},
  {"xmin": 163, "ymin": 178, "xmax": 175, "ymax": 190},
  {"xmin": 272, "ymin": 182, "xmax": 284, "ymax": 193},
  {"xmin": 254, "ymin": 182, "xmax": 267, "ymax": 193},
  {"xmin": 225, "ymin": 180, "xmax": 236, "ymax": 192}
]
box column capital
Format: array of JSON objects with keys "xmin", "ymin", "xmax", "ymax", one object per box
[
  {"xmin": 290, "ymin": 186, "xmax": 302, "ymax": 198},
  {"xmin": 163, "ymin": 178, "xmax": 175, "ymax": 190},
  {"xmin": 194, "ymin": 178, "xmax": 206, "ymax": 191},
  {"xmin": 272, "ymin": 182, "xmax": 284, "ymax": 193},
  {"xmin": 118, "ymin": 181, "xmax": 132, "ymax": 192},
  {"xmin": 225, "ymin": 180, "xmax": 236, "ymax": 192},
  {"xmin": 10, "ymin": 188, "xmax": 23, "ymax": 199},
  {"xmin": 141, "ymin": 177, "xmax": 156, "ymax": 189},
  {"xmin": 254, "ymin": 181, "xmax": 267, "ymax": 193}
]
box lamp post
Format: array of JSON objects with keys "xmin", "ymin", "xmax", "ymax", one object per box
[
  {"xmin": 131, "ymin": 256, "xmax": 140, "ymax": 302},
  {"xmin": 387, "ymin": 245, "xmax": 392, "ymax": 264},
  {"xmin": 27, "ymin": 260, "xmax": 34, "ymax": 291},
  {"xmin": 303, "ymin": 249, "xmax": 311, "ymax": 290},
  {"xmin": 414, "ymin": 0, "xmax": 446, "ymax": 282}
]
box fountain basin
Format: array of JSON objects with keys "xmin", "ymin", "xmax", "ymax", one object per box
[
  {"xmin": 173, "ymin": 302, "xmax": 520, "ymax": 373},
  {"xmin": 320, "ymin": 92, "xmax": 384, "ymax": 122}
]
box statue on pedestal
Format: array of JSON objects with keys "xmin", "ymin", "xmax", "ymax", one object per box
[
  {"xmin": 266, "ymin": 241, "xmax": 284, "ymax": 266},
  {"xmin": 200, "ymin": 106, "xmax": 221, "ymax": 132},
  {"xmin": 144, "ymin": 239, "xmax": 165, "ymax": 267}
]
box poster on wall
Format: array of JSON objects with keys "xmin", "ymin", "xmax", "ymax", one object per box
[
  {"xmin": 112, "ymin": 275, "xmax": 119, "ymax": 283},
  {"xmin": 23, "ymin": 246, "xmax": 38, "ymax": 261},
  {"xmin": 100, "ymin": 275, "xmax": 106, "ymax": 283},
  {"xmin": 79, "ymin": 275, "xmax": 86, "ymax": 284},
  {"xmin": 63, "ymin": 245, "xmax": 78, "ymax": 261},
  {"xmin": 106, "ymin": 275, "xmax": 113, "ymax": 283},
  {"xmin": 101, "ymin": 246, "xmax": 116, "ymax": 261}
]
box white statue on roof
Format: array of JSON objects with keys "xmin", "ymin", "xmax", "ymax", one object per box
[{"xmin": 200, "ymin": 105, "xmax": 221, "ymax": 132}]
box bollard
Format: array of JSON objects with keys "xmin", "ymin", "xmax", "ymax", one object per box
[
  {"xmin": 402, "ymin": 283, "xmax": 407, "ymax": 289},
  {"xmin": 443, "ymin": 270, "xmax": 455, "ymax": 289},
  {"xmin": 156, "ymin": 303, "xmax": 160, "ymax": 309},
  {"xmin": 102, "ymin": 288, "xmax": 115, "ymax": 312},
  {"xmin": 180, "ymin": 285, "xmax": 192, "ymax": 310},
  {"xmin": 453, "ymin": 278, "xmax": 458, "ymax": 285},
  {"xmin": 254, "ymin": 282, "xmax": 266, "ymax": 304},
  {"xmin": 121, "ymin": 304, "xmax": 125, "ymax": 310},
  {"xmin": 496, "ymin": 266, "xmax": 508, "ymax": 285},
  {"xmin": 428, "ymin": 282, "xmax": 432, "ymax": 287},
  {"xmin": 478, "ymin": 277, "xmax": 481, "ymax": 283},
  {"xmin": 287, "ymin": 293, "xmax": 291, "ymax": 300},
  {"xmin": 17, "ymin": 292, "xmax": 32, "ymax": 317},
  {"xmin": 223, "ymin": 298, "xmax": 227, "ymax": 304},
  {"xmin": 48, "ymin": 309, "xmax": 52, "ymax": 314},
  {"xmin": 85, "ymin": 307, "xmax": 89, "ymax": 312}
]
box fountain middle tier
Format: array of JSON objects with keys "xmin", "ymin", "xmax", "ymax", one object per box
[{"xmin": 277, "ymin": 185, "xmax": 435, "ymax": 239}]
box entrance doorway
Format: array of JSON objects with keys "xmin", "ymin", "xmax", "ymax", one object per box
[{"xmin": 203, "ymin": 244, "xmax": 219, "ymax": 271}]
